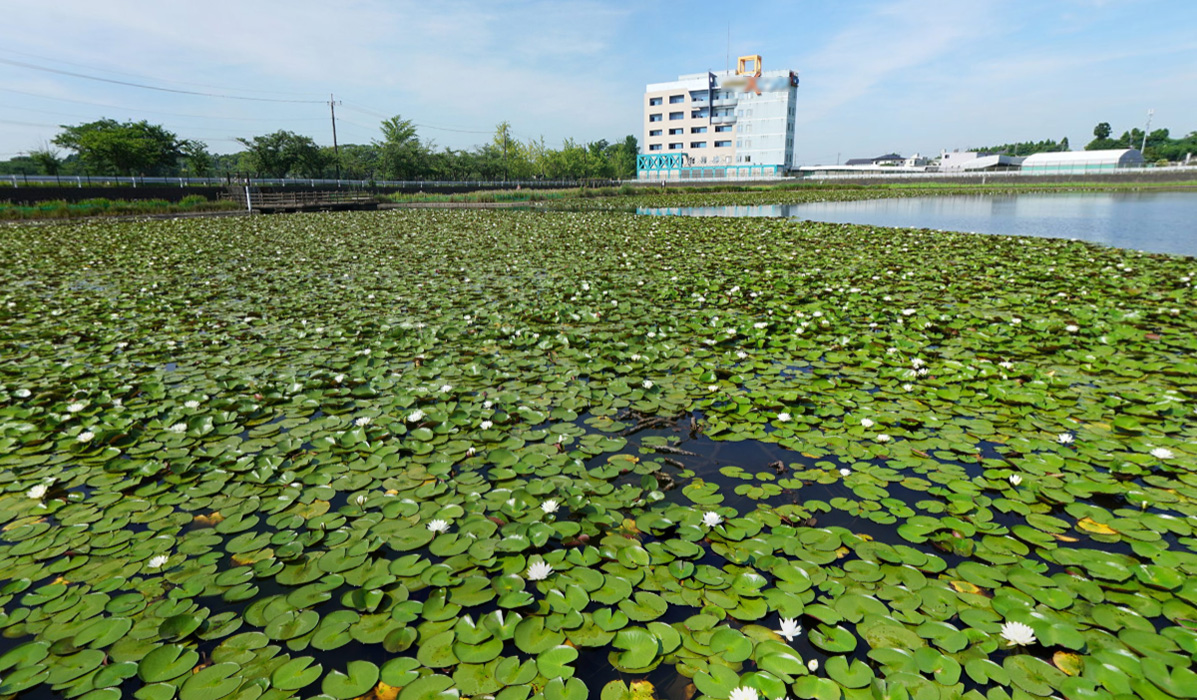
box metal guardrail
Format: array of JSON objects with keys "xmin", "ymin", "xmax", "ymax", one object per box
[{"xmin": 2, "ymin": 174, "xmax": 607, "ymax": 189}]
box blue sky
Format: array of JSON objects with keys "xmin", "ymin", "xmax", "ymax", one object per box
[{"xmin": 2, "ymin": 0, "xmax": 1195, "ymax": 165}]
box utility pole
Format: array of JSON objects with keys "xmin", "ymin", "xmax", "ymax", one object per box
[
  {"xmin": 1141, "ymin": 108, "xmax": 1154, "ymax": 154},
  {"xmin": 503, "ymin": 131, "xmax": 509, "ymax": 181},
  {"xmin": 329, "ymin": 93, "xmax": 342, "ymax": 179}
]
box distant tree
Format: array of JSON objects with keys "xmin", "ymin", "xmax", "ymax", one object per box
[
  {"xmin": 335, "ymin": 144, "xmax": 381, "ymax": 180},
  {"xmin": 236, "ymin": 130, "xmax": 329, "ymax": 178},
  {"xmin": 181, "ymin": 140, "xmax": 214, "ymax": 177},
  {"xmin": 970, "ymin": 138, "xmax": 1067, "ymax": 157},
  {"xmin": 1060, "ymin": 136, "xmax": 1070, "ymax": 151},
  {"xmin": 610, "ymin": 135, "xmax": 639, "ymax": 178},
  {"xmin": 374, "ymin": 115, "xmax": 428, "ymax": 179},
  {"xmin": 1093, "ymin": 122, "xmax": 1112, "ymax": 140},
  {"xmin": 0, "ymin": 155, "xmax": 40, "ymax": 176},
  {"xmin": 53, "ymin": 119, "xmax": 184, "ymax": 176},
  {"xmin": 29, "ymin": 143, "xmax": 63, "ymax": 175}
]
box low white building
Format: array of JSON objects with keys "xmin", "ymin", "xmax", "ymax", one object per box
[{"xmin": 1021, "ymin": 149, "xmax": 1144, "ymax": 173}]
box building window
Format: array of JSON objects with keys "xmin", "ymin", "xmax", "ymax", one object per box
[
  {"xmin": 649, "ymin": 97, "xmax": 662, "ymax": 106},
  {"xmin": 715, "ymin": 140, "xmax": 731, "ymax": 148},
  {"xmin": 649, "ymin": 129, "xmax": 662, "ymax": 137},
  {"xmin": 690, "ymin": 141, "xmax": 707, "ymax": 149},
  {"xmin": 715, "ymin": 125, "xmax": 733, "ymax": 133},
  {"xmin": 668, "ymin": 128, "xmax": 683, "ymax": 136},
  {"xmin": 691, "ymin": 110, "xmax": 706, "ymax": 119},
  {"xmin": 649, "ymin": 114, "xmax": 662, "ymax": 122},
  {"xmin": 669, "ymin": 95, "xmax": 685, "ymax": 103},
  {"xmin": 669, "ymin": 112, "xmax": 684, "ymax": 120},
  {"xmin": 691, "ymin": 126, "xmax": 707, "ymax": 134},
  {"xmin": 668, "ymin": 143, "xmax": 683, "ymax": 150},
  {"xmin": 649, "ymin": 144, "xmax": 662, "ymax": 151}
]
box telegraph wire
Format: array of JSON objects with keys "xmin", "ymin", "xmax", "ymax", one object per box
[
  {"xmin": 0, "ymin": 88, "xmax": 326, "ymax": 121},
  {"xmin": 0, "ymin": 58, "xmax": 326, "ymax": 103},
  {"xmin": 0, "ymin": 48, "xmax": 324, "ymax": 98}
]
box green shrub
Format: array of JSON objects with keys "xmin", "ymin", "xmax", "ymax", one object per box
[{"xmin": 180, "ymin": 194, "xmax": 208, "ymax": 206}]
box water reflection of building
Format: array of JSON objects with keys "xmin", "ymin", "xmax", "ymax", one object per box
[{"xmin": 638, "ymin": 55, "xmax": 799, "ymax": 182}]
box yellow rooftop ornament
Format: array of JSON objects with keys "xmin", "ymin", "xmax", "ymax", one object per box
[{"xmin": 737, "ymin": 55, "xmax": 762, "ymax": 77}]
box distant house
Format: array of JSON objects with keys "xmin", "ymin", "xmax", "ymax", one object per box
[
  {"xmin": 938, "ymin": 150, "xmax": 1023, "ymax": 172},
  {"xmin": 1021, "ymin": 149, "xmax": 1144, "ymax": 173},
  {"xmin": 844, "ymin": 153, "xmax": 904, "ymax": 166}
]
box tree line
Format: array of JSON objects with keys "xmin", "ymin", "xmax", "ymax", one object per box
[
  {"xmin": 1085, "ymin": 122, "xmax": 1197, "ymax": 163},
  {"xmin": 0, "ymin": 116, "xmax": 639, "ymax": 181},
  {"xmin": 972, "ymin": 123, "xmax": 1196, "ymax": 163}
]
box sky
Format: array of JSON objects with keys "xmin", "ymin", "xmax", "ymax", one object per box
[{"xmin": 2, "ymin": 0, "xmax": 1195, "ymax": 166}]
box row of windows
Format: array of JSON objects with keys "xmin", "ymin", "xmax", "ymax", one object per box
[
  {"xmin": 648, "ymin": 140, "xmax": 734, "ymax": 151},
  {"xmin": 648, "ymin": 93, "xmax": 690, "ymax": 106},
  {"xmin": 648, "ymin": 115, "xmax": 738, "ymax": 129}
]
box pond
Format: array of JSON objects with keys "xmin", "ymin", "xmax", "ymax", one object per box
[
  {"xmin": 638, "ymin": 191, "xmax": 1197, "ymax": 257},
  {"xmin": 2, "ymin": 209, "xmax": 1196, "ymax": 700}
]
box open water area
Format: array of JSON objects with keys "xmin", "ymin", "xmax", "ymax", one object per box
[{"xmin": 638, "ymin": 191, "xmax": 1197, "ymax": 257}]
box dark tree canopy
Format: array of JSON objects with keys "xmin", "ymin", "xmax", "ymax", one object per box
[
  {"xmin": 236, "ymin": 131, "xmax": 330, "ymax": 178},
  {"xmin": 53, "ymin": 119, "xmax": 184, "ymax": 176}
]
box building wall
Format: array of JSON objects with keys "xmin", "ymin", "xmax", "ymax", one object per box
[{"xmin": 640, "ymin": 63, "xmax": 798, "ymax": 178}]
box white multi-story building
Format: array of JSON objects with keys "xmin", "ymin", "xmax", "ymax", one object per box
[{"xmin": 638, "ymin": 55, "xmax": 799, "ymax": 180}]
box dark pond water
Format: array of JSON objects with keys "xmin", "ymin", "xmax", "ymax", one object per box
[{"xmin": 638, "ymin": 192, "xmax": 1197, "ymax": 257}]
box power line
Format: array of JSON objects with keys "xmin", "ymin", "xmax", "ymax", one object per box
[
  {"xmin": 0, "ymin": 47, "xmax": 324, "ymax": 98},
  {"xmin": 0, "ymin": 100, "xmax": 324, "ymax": 126},
  {"xmin": 0, "ymin": 57, "xmax": 326, "ymax": 104},
  {"xmin": 0, "ymin": 88, "xmax": 326, "ymax": 121}
]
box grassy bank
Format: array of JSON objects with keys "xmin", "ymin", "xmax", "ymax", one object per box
[{"xmin": 0, "ymin": 195, "xmax": 243, "ymax": 221}]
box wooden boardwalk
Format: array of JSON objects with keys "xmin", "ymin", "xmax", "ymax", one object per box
[{"xmin": 224, "ymin": 188, "xmax": 378, "ymax": 213}]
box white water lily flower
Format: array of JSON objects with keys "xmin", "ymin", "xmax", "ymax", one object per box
[
  {"xmin": 840, "ymin": 468, "xmax": 851, "ymax": 476},
  {"xmin": 353, "ymin": 493, "xmax": 368, "ymax": 506},
  {"xmin": 1057, "ymin": 433, "xmax": 1074, "ymax": 444},
  {"xmin": 26, "ymin": 484, "xmax": 48, "ymax": 499},
  {"xmin": 167, "ymin": 423, "xmax": 187, "ymax": 434},
  {"xmin": 77, "ymin": 431, "xmax": 95, "ymax": 443},
  {"xmin": 480, "ymin": 420, "xmax": 493, "ymax": 430},
  {"xmin": 407, "ymin": 409, "xmax": 425, "ymax": 423},
  {"xmin": 807, "ymin": 658, "xmax": 819, "ymax": 672},
  {"xmin": 876, "ymin": 434, "xmax": 891, "ymax": 442},
  {"xmin": 1151, "ymin": 447, "xmax": 1175, "ymax": 459},
  {"xmin": 702, "ymin": 511, "xmax": 723, "ymax": 527},
  {"xmin": 642, "ymin": 380, "xmax": 653, "ymax": 390},
  {"xmin": 14, "ymin": 388, "xmax": 31, "ymax": 398},
  {"xmin": 774, "ymin": 617, "xmax": 803, "ymax": 641},
  {"xmin": 777, "ymin": 412, "xmax": 792, "ymax": 422},
  {"xmin": 147, "ymin": 555, "xmax": 169, "ymax": 569},
  {"xmin": 526, "ymin": 561, "xmax": 553, "ymax": 581},
  {"xmin": 1066, "ymin": 324, "xmax": 1080, "ymax": 332},
  {"xmin": 901, "ymin": 309, "xmax": 916, "ymax": 316},
  {"xmin": 540, "ymin": 499, "xmax": 560, "ymax": 514},
  {"xmin": 354, "ymin": 416, "xmax": 371, "ymax": 427},
  {"xmin": 708, "ymin": 384, "xmax": 719, "ymax": 392},
  {"xmin": 67, "ymin": 402, "xmax": 85, "ymax": 413},
  {"xmin": 902, "ymin": 384, "xmax": 914, "ymax": 392},
  {"xmin": 753, "ymin": 322, "xmax": 768, "ymax": 330},
  {"xmin": 334, "ymin": 374, "xmax": 345, "ymax": 383},
  {"xmin": 184, "ymin": 400, "xmax": 200, "ymax": 409},
  {"xmin": 860, "ymin": 418, "xmax": 874, "ymax": 428},
  {"xmin": 729, "ymin": 688, "xmax": 758, "ymax": 700},
  {"xmin": 426, "ymin": 519, "xmax": 450, "ymax": 533},
  {"xmin": 1000, "ymin": 620, "xmax": 1036, "ymax": 646},
  {"xmin": 1009, "ymin": 474, "xmax": 1022, "ymax": 486}
]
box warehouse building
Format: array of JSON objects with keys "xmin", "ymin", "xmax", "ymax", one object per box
[
  {"xmin": 638, "ymin": 55, "xmax": 799, "ymax": 180},
  {"xmin": 1021, "ymin": 149, "xmax": 1144, "ymax": 174}
]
